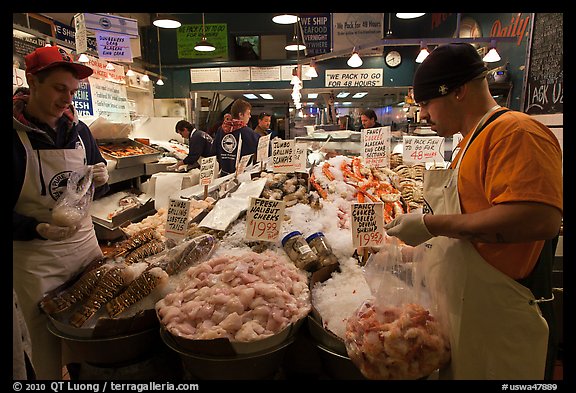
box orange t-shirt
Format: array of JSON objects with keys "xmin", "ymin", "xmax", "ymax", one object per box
[{"xmin": 452, "ymin": 108, "xmax": 563, "ymax": 279}]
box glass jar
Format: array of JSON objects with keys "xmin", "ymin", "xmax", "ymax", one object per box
[
  {"xmin": 281, "ymin": 231, "xmax": 320, "ymax": 271},
  {"xmin": 306, "ymin": 232, "xmax": 339, "ymax": 268}
]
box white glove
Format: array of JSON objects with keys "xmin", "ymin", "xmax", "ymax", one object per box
[
  {"xmin": 92, "ymin": 162, "xmax": 109, "ymax": 187},
  {"xmin": 384, "ymin": 213, "xmax": 433, "ymax": 246},
  {"xmin": 36, "ymin": 222, "xmax": 79, "ymax": 241},
  {"xmin": 166, "ymin": 164, "xmax": 178, "ymax": 171}
]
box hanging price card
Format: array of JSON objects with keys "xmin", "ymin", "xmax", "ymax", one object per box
[
  {"xmin": 351, "ymin": 202, "xmax": 385, "ymax": 248},
  {"xmin": 257, "ymin": 134, "xmax": 271, "ymax": 163},
  {"xmin": 200, "ymin": 156, "xmax": 217, "ymax": 186},
  {"xmin": 236, "ymin": 154, "xmax": 252, "ymax": 176},
  {"xmin": 165, "ymin": 198, "xmax": 191, "ymax": 241},
  {"xmin": 245, "ymin": 197, "xmax": 285, "ymax": 242},
  {"xmin": 272, "ymin": 139, "xmax": 296, "ymax": 173},
  {"xmin": 403, "ymin": 136, "xmax": 445, "ymax": 163}
]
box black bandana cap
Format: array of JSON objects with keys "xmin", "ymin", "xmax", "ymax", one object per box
[{"xmin": 413, "ymin": 43, "xmax": 488, "ymax": 103}]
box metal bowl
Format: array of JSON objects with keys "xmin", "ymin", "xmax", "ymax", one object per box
[
  {"xmin": 47, "ymin": 321, "xmax": 159, "ymax": 366},
  {"xmin": 316, "ymin": 343, "xmax": 366, "ymax": 380},
  {"xmin": 160, "ymin": 328, "xmax": 293, "ymax": 380}
]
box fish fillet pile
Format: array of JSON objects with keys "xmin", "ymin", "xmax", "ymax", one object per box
[{"xmin": 156, "ymin": 250, "xmax": 311, "ymax": 342}]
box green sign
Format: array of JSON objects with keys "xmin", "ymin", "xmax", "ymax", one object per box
[{"xmin": 177, "ymin": 23, "xmax": 228, "ymax": 59}]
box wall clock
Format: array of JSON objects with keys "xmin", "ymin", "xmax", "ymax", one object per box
[{"xmin": 385, "ymin": 50, "xmax": 402, "ymax": 68}]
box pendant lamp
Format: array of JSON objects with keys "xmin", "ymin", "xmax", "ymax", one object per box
[
  {"xmin": 482, "ymin": 40, "xmax": 501, "ymax": 63},
  {"xmin": 156, "ymin": 27, "xmax": 165, "ymax": 86},
  {"xmin": 153, "ymin": 14, "xmax": 181, "ymax": 29},
  {"xmin": 347, "ymin": 48, "xmax": 362, "ymax": 68},
  {"xmin": 194, "ymin": 13, "xmax": 216, "ymax": 52}
]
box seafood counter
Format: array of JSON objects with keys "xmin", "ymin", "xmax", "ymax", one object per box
[{"xmin": 41, "ymin": 154, "xmax": 447, "ymax": 380}]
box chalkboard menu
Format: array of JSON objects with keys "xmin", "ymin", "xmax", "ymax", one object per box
[{"xmin": 523, "ymin": 13, "xmax": 563, "ymax": 114}]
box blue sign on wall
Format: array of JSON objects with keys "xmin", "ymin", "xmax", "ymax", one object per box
[
  {"xmin": 73, "ymin": 80, "xmax": 94, "ymax": 117},
  {"xmin": 300, "ymin": 13, "xmax": 331, "ymax": 57}
]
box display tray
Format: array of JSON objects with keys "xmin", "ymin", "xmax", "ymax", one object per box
[
  {"xmin": 98, "ymin": 138, "xmax": 161, "ymax": 168},
  {"xmin": 92, "ymin": 199, "xmax": 156, "ymax": 229}
]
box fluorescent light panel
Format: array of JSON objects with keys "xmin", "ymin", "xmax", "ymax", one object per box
[
  {"xmin": 352, "ymin": 92, "xmax": 368, "ymax": 98},
  {"xmin": 243, "ymin": 94, "xmax": 258, "ymax": 99},
  {"xmin": 260, "ymin": 94, "xmax": 273, "ymax": 99},
  {"xmin": 307, "ymin": 93, "xmax": 318, "ymax": 99},
  {"xmin": 336, "ymin": 92, "xmax": 350, "ymax": 98}
]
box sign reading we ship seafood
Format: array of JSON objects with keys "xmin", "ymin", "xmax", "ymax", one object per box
[{"xmin": 361, "ymin": 126, "xmax": 390, "ymax": 168}]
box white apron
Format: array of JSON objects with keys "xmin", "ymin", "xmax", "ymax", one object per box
[
  {"xmin": 421, "ymin": 107, "xmax": 548, "ymax": 380},
  {"xmin": 13, "ymin": 130, "xmax": 102, "ymax": 380}
]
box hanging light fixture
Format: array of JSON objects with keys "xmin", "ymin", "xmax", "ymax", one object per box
[
  {"xmin": 141, "ymin": 73, "xmax": 150, "ymax": 82},
  {"xmin": 415, "ymin": 41, "xmax": 430, "ymax": 63},
  {"xmin": 156, "ymin": 27, "xmax": 165, "ymax": 86},
  {"xmin": 106, "ymin": 62, "xmax": 115, "ymax": 71},
  {"xmin": 77, "ymin": 53, "xmax": 89, "ymax": 63},
  {"xmin": 305, "ymin": 59, "xmax": 318, "ymax": 78},
  {"xmin": 194, "ymin": 13, "xmax": 216, "ymax": 52},
  {"xmin": 125, "ymin": 66, "xmax": 135, "ymax": 77},
  {"xmin": 483, "ymin": 40, "xmax": 501, "ymax": 62},
  {"xmin": 285, "ymin": 22, "xmax": 305, "ymax": 51},
  {"xmin": 153, "ymin": 14, "xmax": 181, "ymax": 29},
  {"xmin": 272, "ymin": 14, "xmax": 299, "ymax": 24},
  {"xmin": 347, "ymin": 48, "xmax": 363, "ymax": 68},
  {"xmin": 396, "ymin": 13, "xmax": 426, "ymax": 19}
]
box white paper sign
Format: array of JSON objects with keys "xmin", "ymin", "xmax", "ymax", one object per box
[
  {"xmin": 190, "ymin": 68, "xmax": 221, "ymax": 83},
  {"xmin": 245, "ymin": 197, "xmax": 285, "ymax": 242},
  {"xmin": 294, "ymin": 142, "xmax": 308, "ymax": 171},
  {"xmin": 96, "ymin": 31, "xmax": 133, "ymax": 62},
  {"xmin": 236, "ymin": 154, "xmax": 252, "ymax": 176},
  {"xmin": 165, "ymin": 198, "xmax": 191, "ymax": 241},
  {"xmin": 220, "ymin": 67, "xmax": 251, "ymax": 82},
  {"xmin": 351, "ymin": 202, "xmax": 385, "ymax": 248},
  {"xmin": 200, "ymin": 156, "xmax": 217, "ymax": 186},
  {"xmin": 403, "ymin": 136, "xmax": 445, "ymax": 163},
  {"xmin": 272, "ymin": 139, "xmax": 296, "ymax": 173},
  {"xmin": 325, "ymin": 69, "xmax": 383, "ymax": 88},
  {"xmin": 257, "ymin": 134, "xmax": 271, "ymax": 163},
  {"xmin": 361, "ymin": 126, "xmax": 390, "ymax": 168},
  {"xmin": 451, "ymin": 133, "xmax": 464, "ymax": 161}
]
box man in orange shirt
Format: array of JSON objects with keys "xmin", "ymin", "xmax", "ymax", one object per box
[{"xmin": 385, "ymin": 43, "xmax": 562, "ymax": 380}]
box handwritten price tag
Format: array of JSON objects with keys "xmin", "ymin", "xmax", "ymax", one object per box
[
  {"xmin": 361, "ymin": 126, "xmax": 391, "ymax": 168},
  {"xmin": 165, "ymin": 198, "xmax": 191, "ymax": 241},
  {"xmin": 351, "ymin": 202, "xmax": 385, "ymax": 247},
  {"xmin": 245, "ymin": 197, "xmax": 285, "ymax": 242},
  {"xmin": 200, "ymin": 156, "xmax": 217, "ymax": 186},
  {"xmin": 257, "ymin": 134, "xmax": 271, "ymax": 163}
]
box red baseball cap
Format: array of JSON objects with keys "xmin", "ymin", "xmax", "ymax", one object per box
[{"xmin": 25, "ymin": 46, "xmax": 93, "ymax": 80}]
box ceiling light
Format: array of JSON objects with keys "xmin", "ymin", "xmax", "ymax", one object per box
[
  {"xmin": 352, "ymin": 92, "xmax": 368, "ymax": 98},
  {"xmin": 415, "ymin": 41, "xmax": 430, "ymax": 63},
  {"xmin": 153, "ymin": 14, "xmax": 181, "ymax": 29},
  {"xmin": 126, "ymin": 68, "xmax": 135, "ymax": 77},
  {"xmin": 77, "ymin": 53, "xmax": 89, "ymax": 63},
  {"xmin": 285, "ymin": 35, "xmax": 305, "ymax": 51},
  {"xmin": 483, "ymin": 40, "xmax": 501, "ymax": 62},
  {"xmin": 347, "ymin": 48, "xmax": 363, "ymax": 68},
  {"xmin": 260, "ymin": 94, "xmax": 273, "ymax": 100},
  {"xmin": 305, "ymin": 59, "xmax": 318, "ymax": 78},
  {"xmin": 156, "ymin": 27, "xmax": 166, "ymax": 86},
  {"xmin": 194, "ymin": 13, "xmax": 216, "ymax": 52},
  {"xmin": 141, "ymin": 73, "xmax": 150, "ymax": 82},
  {"xmin": 106, "ymin": 62, "xmax": 115, "ymax": 70},
  {"xmin": 156, "ymin": 78, "xmax": 164, "ymax": 86},
  {"xmin": 336, "ymin": 92, "xmax": 350, "ymax": 98},
  {"xmin": 243, "ymin": 94, "xmax": 258, "ymax": 99},
  {"xmin": 272, "ymin": 14, "xmax": 299, "ymax": 24},
  {"xmin": 307, "ymin": 93, "xmax": 318, "ymax": 99},
  {"xmin": 396, "ymin": 13, "xmax": 426, "ymax": 19}
]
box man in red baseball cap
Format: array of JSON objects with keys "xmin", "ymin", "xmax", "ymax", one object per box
[{"xmin": 13, "ymin": 46, "xmax": 109, "ymax": 379}]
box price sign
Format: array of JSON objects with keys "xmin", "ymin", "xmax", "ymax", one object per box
[
  {"xmin": 361, "ymin": 126, "xmax": 391, "ymax": 168},
  {"xmin": 200, "ymin": 156, "xmax": 217, "ymax": 186},
  {"xmin": 245, "ymin": 197, "xmax": 285, "ymax": 242},
  {"xmin": 272, "ymin": 139, "xmax": 296, "ymax": 173},
  {"xmin": 451, "ymin": 133, "xmax": 463, "ymax": 162},
  {"xmin": 403, "ymin": 136, "xmax": 445, "ymax": 163},
  {"xmin": 257, "ymin": 134, "xmax": 271, "ymax": 163},
  {"xmin": 293, "ymin": 142, "xmax": 308, "ymax": 171},
  {"xmin": 236, "ymin": 154, "xmax": 252, "ymax": 176},
  {"xmin": 351, "ymin": 202, "xmax": 384, "ymax": 248},
  {"xmin": 165, "ymin": 198, "xmax": 191, "ymax": 241}
]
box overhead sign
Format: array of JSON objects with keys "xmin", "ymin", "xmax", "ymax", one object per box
[
  {"xmin": 75, "ymin": 13, "xmax": 139, "ymax": 37},
  {"xmin": 325, "ymin": 69, "xmax": 383, "ymax": 88},
  {"xmin": 96, "ymin": 31, "xmax": 133, "ymax": 62}
]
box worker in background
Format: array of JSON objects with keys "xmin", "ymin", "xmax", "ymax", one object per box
[
  {"xmin": 13, "ymin": 45, "xmax": 109, "ymax": 379},
  {"xmin": 171, "ymin": 120, "xmax": 213, "ymax": 170},
  {"xmin": 360, "ymin": 109, "xmax": 382, "ymax": 129},
  {"xmin": 253, "ymin": 112, "xmax": 277, "ymax": 138},
  {"xmin": 211, "ymin": 99, "xmax": 260, "ymax": 176}
]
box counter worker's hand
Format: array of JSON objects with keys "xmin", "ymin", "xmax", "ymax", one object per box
[
  {"xmin": 36, "ymin": 223, "xmax": 79, "ymax": 241},
  {"xmin": 384, "ymin": 213, "xmax": 433, "ymax": 246},
  {"xmin": 92, "ymin": 162, "xmax": 109, "ymax": 187}
]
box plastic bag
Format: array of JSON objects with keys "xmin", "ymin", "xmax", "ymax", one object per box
[
  {"xmin": 344, "ymin": 240, "xmax": 451, "ymax": 380},
  {"xmin": 51, "ymin": 166, "xmax": 95, "ymax": 227}
]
